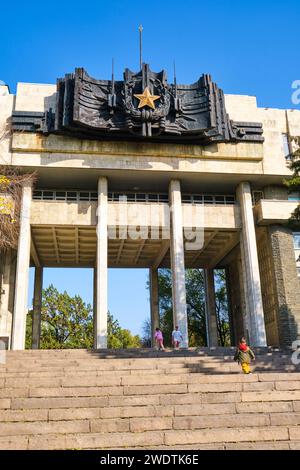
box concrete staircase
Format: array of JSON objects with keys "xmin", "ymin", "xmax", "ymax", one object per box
[{"xmin": 0, "ymin": 348, "xmax": 300, "ymax": 450}]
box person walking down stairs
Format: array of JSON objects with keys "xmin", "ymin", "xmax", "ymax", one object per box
[
  {"xmin": 154, "ymin": 328, "xmax": 165, "ymax": 351},
  {"xmin": 172, "ymin": 325, "xmax": 183, "ymax": 349},
  {"xmin": 234, "ymin": 336, "xmax": 255, "ymax": 374}
]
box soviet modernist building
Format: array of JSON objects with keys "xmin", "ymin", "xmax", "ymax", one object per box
[{"xmin": 0, "ymin": 64, "xmax": 300, "ymax": 350}]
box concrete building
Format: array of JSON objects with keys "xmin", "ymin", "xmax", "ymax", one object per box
[{"xmin": 0, "ymin": 67, "xmax": 300, "ymax": 350}]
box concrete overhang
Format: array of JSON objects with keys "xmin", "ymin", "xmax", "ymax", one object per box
[
  {"xmin": 29, "ymin": 200, "xmax": 241, "ymax": 269},
  {"xmin": 254, "ymin": 199, "xmax": 299, "ymax": 225}
]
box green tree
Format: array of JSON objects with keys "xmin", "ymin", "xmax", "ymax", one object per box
[
  {"xmin": 141, "ymin": 317, "xmax": 152, "ymax": 347},
  {"xmin": 156, "ymin": 268, "xmax": 231, "ymax": 347},
  {"xmin": 26, "ymin": 285, "xmax": 141, "ymax": 349},
  {"xmin": 214, "ymin": 269, "xmax": 231, "ymax": 346},
  {"xmin": 39, "ymin": 284, "xmax": 93, "ymax": 349},
  {"xmin": 107, "ymin": 311, "xmax": 141, "ymax": 348}
]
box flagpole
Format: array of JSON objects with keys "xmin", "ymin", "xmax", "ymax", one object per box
[{"xmin": 139, "ymin": 24, "xmax": 143, "ymax": 70}]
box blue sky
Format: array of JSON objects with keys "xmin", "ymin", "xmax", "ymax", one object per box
[
  {"xmin": 2, "ymin": 0, "xmax": 300, "ymax": 334},
  {"xmin": 28, "ymin": 268, "xmax": 150, "ymax": 336}
]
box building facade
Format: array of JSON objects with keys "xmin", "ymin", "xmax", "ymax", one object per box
[{"xmin": 0, "ymin": 66, "xmax": 300, "ymax": 350}]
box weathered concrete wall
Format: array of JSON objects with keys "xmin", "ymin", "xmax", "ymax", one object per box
[
  {"xmin": 263, "ymin": 186, "xmax": 289, "ymax": 200},
  {"xmin": 0, "ymin": 85, "xmax": 14, "ymax": 165},
  {"xmin": 30, "ymin": 200, "xmax": 241, "ymax": 230},
  {"xmin": 268, "ymin": 225, "xmax": 300, "ymax": 347},
  {"xmin": 254, "ymin": 200, "xmax": 299, "ymax": 225},
  {"xmin": 0, "ymin": 83, "xmax": 298, "ymax": 180},
  {"xmin": 256, "ymin": 227, "xmax": 279, "ymax": 346},
  {"xmin": 0, "ymin": 249, "xmax": 16, "ymax": 346}
]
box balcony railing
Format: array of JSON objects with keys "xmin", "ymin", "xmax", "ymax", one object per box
[{"xmin": 32, "ymin": 190, "xmax": 236, "ymax": 205}]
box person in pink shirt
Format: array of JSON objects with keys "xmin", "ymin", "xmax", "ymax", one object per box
[{"xmin": 154, "ymin": 328, "xmax": 165, "ymax": 350}]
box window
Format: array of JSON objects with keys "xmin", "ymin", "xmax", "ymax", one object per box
[
  {"xmin": 66, "ymin": 192, "xmax": 77, "ymax": 201},
  {"xmin": 182, "ymin": 194, "xmax": 192, "ymax": 203},
  {"xmin": 203, "ymin": 195, "xmax": 213, "ymax": 204},
  {"xmin": 43, "ymin": 191, "xmax": 54, "ymax": 200},
  {"xmin": 193, "ymin": 195, "xmax": 203, "ymax": 204},
  {"xmin": 225, "ymin": 195, "xmax": 235, "ymax": 204},
  {"xmin": 136, "ymin": 193, "xmax": 146, "ymax": 202},
  {"xmin": 293, "ymin": 233, "xmax": 300, "ymax": 250},
  {"xmin": 113, "ymin": 193, "xmax": 126, "ymax": 201},
  {"xmin": 79, "ymin": 192, "xmax": 90, "ymax": 201},
  {"xmin": 215, "ymin": 196, "xmax": 225, "ymax": 204},
  {"xmin": 293, "ymin": 233, "xmax": 300, "ymax": 277},
  {"xmin": 55, "ymin": 191, "xmax": 66, "ymax": 201},
  {"xmin": 33, "ymin": 191, "xmax": 42, "ymax": 200},
  {"xmin": 288, "ymin": 192, "xmax": 300, "ymax": 201},
  {"xmin": 148, "ymin": 194, "xmax": 158, "ymax": 202},
  {"xmin": 252, "ymin": 190, "xmax": 264, "ymax": 205}
]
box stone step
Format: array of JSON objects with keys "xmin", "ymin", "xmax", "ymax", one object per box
[
  {"xmin": 3, "ymin": 387, "xmax": 300, "ymax": 408},
  {"xmin": 0, "ymin": 425, "xmax": 297, "ymax": 450},
  {"xmin": 1, "ymin": 361, "xmax": 294, "ymax": 374},
  {"xmin": 0, "ymin": 349, "xmax": 299, "ymax": 450},
  {"xmin": 2, "ymin": 372, "xmax": 300, "ymax": 389},
  {"xmin": 1, "ymin": 412, "xmax": 292, "ymax": 437}
]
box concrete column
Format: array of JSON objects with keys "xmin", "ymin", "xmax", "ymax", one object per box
[
  {"xmin": 236, "ymin": 182, "xmax": 267, "ymax": 347},
  {"xmin": 11, "ymin": 182, "xmax": 32, "ymax": 350},
  {"xmin": 95, "ymin": 177, "xmax": 108, "ymax": 349},
  {"xmin": 93, "ymin": 266, "xmax": 97, "ymax": 349},
  {"xmin": 204, "ymin": 268, "xmax": 219, "ymax": 347},
  {"xmin": 0, "ymin": 249, "xmax": 14, "ymax": 348},
  {"xmin": 31, "ymin": 267, "xmax": 43, "ymax": 349},
  {"xmin": 150, "ymin": 268, "xmax": 159, "ymax": 346},
  {"xmin": 225, "ymin": 266, "xmax": 236, "ymax": 346},
  {"xmin": 169, "ymin": 179, "xmax": 188, "ymax": 348}
]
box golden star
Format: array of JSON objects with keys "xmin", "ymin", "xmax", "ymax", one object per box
[{"xmin": 134, "ymin": 87, "xmax": 160, "ymax": 110}]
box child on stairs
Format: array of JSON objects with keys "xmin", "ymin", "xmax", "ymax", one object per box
[{"xmin": 234, "ymin": 336, "xmax": 255, "ymax": 374}]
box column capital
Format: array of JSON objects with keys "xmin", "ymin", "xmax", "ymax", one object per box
[{"xmin": 168, "ymin": 179, "xmax": 181, "ymax": 194}]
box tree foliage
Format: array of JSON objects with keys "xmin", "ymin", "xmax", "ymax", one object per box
[
  {"xmin": 107, "ymin": 311, "xmax": 141, "ymax": 348},
  {"xmin": 156, "ymin": 268, "xmax": 231, "ymax": 347},
  {"xmin": 26, "ymin": 285, "xmax": 141, "ymax": 349}
]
